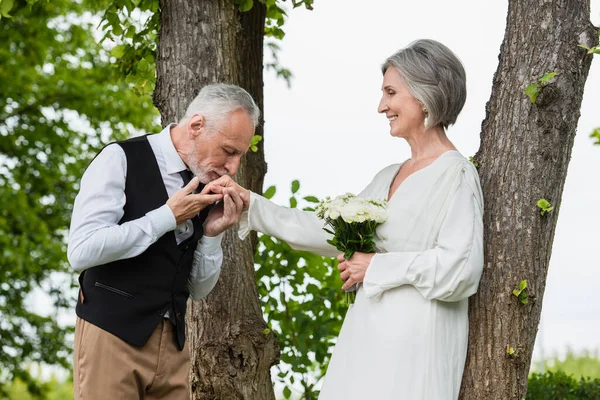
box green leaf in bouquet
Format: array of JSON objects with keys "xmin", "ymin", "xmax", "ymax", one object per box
[
  {"xmin": 344, "ymin": 249, "xmax": 355, "ymax": 260},
  {"xmin": 289, "ymin": 197, "xmax": 298, "ymax": 208}
]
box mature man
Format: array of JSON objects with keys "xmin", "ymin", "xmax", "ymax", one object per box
[{"xmin": 68, "ymin": 84, "xmax": 257, "ymax": 399}]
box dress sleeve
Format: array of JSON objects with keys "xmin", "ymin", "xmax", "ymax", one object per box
[
  {"xmin": 238, "ymin": 193, "xmax": 339, "ymax": 257},
  {"xmin": 237, "ymin": 165, "xmax": 397, "ymax": 258},
  {"xmin": 362, "ymin": 169, "xmax": 484, "ymax": 302}
]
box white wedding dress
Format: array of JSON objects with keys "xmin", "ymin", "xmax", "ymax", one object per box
[{"xmin": 239, "ymin": 150, "xmax": 484, "ymax": 400}]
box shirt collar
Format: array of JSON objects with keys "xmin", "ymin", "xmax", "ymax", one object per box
[{"xmin": 156, "ymin": 123, "xmax": 188, "ymax": 174}]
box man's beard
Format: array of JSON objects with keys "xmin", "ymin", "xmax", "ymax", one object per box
[{"xmin": 188, "ymin": 154, "xmax": 226, "ymax": 184}]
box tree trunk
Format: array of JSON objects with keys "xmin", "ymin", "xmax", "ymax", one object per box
[
  {"xmin": 460, "ymin": 1, "xmax": 597, "ymax": 398},
  {"xmin": 154, "ymin": 1, "xmax": 279, "ymax": 399}
]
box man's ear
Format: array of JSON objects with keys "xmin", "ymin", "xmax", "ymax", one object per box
[{"xmin": 188, "ymin": 114, "xmax": 205, "ymax": 138}]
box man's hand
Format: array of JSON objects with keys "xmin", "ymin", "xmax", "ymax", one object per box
[
  {"xmin": 166, "ymin": 177, "xmax": 223, "ymax": 226},
  {"xmin": 206, "ymin": 176, "xmax": 251, "ymax": 211},
  {"xmin": 203, "ymin": 187, "xmax": 246, "ymax": 237}
]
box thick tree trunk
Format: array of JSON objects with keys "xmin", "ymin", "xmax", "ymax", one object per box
[
  {"xmin": 460, "ymin": 1, "xmax": 597, "ymax": 398},
  {"xmin": 154, "ymin": 1, "xmax": 279, "ymax": 399}
]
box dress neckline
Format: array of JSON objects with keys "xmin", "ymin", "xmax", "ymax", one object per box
[{"xmin": 386, "ymin": 150, "xmax": 460, "ymax": 202}]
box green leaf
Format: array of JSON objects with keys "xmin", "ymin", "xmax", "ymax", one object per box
[
  {"xmin": 303, "ymin": 195, "xmax": 319, "ymax": 203},
  {"xmin": 0, "ymin": 0, "xmax": 15, "ymax": 18},
  {"xmin": 537, "ymin": 198, "xmax": 554, "ymax": 215},
  {"xmin": 250, "ymin": 145, "xmax": 258, "ymax": 152},
  {"xmin": 468, "ymin": 156, "xmax": 479, "ymax": 168},
  {"xmin": 525, "ymin": 83, "xmax": 540, "ymax": 104},
  {"xmin": 290, "ymin": 196, "xmax": 298, "ymax": 209},
  {"xmin": 112, "ymin": 22, "xmax": 124, "ymax": 36},
  {"xmin": 251, "ymin": 134, "xmax": 262, "ymax": 146},
  {"xmin": 110, "ymin": 44, "xmax": 127, "ymax": 59},
  {"xmin": 291, "ymin": 180, "xmax": 300, "ymax": 194},
  {"xmin": 262, "ymin": 328, "xmax": 271, "ymax": 335},
  {"xmin": 590, "ymin": 128, "xmax": 600, "ymax": 145},
  {"xmin": 125, "ymin": 26, "xmax": 136, "ymax": 39},
  {"xmin": 283, "ymin": 386, "xmax": 292, "ymax": 399},
  {"xmin": 263, "ymin": 186, "xmax": 276, "ymax": 199},
  {"xmin": 538, "ymin": 71, "xmax": 557, "ymax": 83},
  {"xmin": 238, "ymin": 0, "xmax": 253, "ymax": 12},
  {"xmin": 513, "ymin": 289, "xmax": 522, "ymax": 297},
  {"xmin": 520, "ymin": 280, "xmax": 527, "ymax": 290}
]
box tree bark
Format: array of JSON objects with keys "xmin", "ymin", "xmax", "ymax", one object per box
[
  {"xmin": 460, "ymin": 1, "xmax": 597, "ymax": 398},
  {"xmin": 154, "ymin": 1, "xmax": 279, "ymax": 399}
]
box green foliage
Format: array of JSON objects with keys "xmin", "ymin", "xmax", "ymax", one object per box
[
  {"xmin": 468, "ymin": 155, "xmax": 480, "ymax": 168},
  {"xmin": 512, "ymin": 279, "xmax": 529, "ymax": 305},
  {"xmin": 94, "ymin": 0, "xmax": 160, "ymax": 96},
  {"xmin": 263, "ymin": 185, "xmax": 277, "ymax": 199},
  {"xmin": 250, "ymin": 134, "xmax": 262, "ymax": 152},
  {"xmin": 507, "ymin": 345, "xmax": 516, "ymax": 357},
  {"xmin": 590, "ymin": 128, "xmax": 600, "ymax": 145},
  {"xmin": 537, "ymin": 198, "xmax": 554, "ymax": 216},
  {"xmin": 542, "ymin": 350, "xmax": 600, "ymax": 380},
  {"xmin": 527, "ymin": 371, "xmax": 600, "ymax": 399},
  {"xmin": 525, "ymin": 72, "xmax": 558, "ymax": 104},
  {"xmin": 0, "ymin": 0, "xmax": 158, "ymax": 395},
  {"xmin": 5, "ymin": 374, "xmax": 73, "ymax": 400},
  {"xmin": 256, "ymin": 181, "xmax": 344, "ymax": 399},
  {"xmin": 0, "ymin": 0, "xmax": 16, "ymax": 19},
  {"xmin": 577, "ymin": 28, "xmax": 600, "ymax": 55},
  {"xmin": 96, "ymin": 0, "xmax": 315, "ymax": 91}
]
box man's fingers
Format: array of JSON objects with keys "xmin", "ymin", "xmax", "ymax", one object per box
[
  {"xmin": 209, "ymin": 175, "xmax": 233, "ymax": 188},
  {"xmin": 193, "ymin": 193, "xmax": 223, "ymax": 205},
  {"xmin": 336, "ymin": 253, "xmax": 345, "ymax": 263},
  {"xmin": 205, "ymin": 184, "xmax": 224, "ymax": 194},
  {"xmin": 184, "ymin": 176, "xmax": 201, "ymax": 194},
  {"xmin": 337, "ymin": 262, "xmax": 347, "ymax": 272}
]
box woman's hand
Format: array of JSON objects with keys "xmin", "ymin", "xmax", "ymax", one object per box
[
  {"xmin": 206, "ymin": 175, "xmax": 251, "ymax": 210},
  {"xmin": 337, "ymin": 252, "xmax": 375, "ymax": 291}
]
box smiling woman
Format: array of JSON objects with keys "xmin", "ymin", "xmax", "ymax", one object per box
[{"xmin": 226, "ymin": 39, "xmax": 485, "ymax": 400}]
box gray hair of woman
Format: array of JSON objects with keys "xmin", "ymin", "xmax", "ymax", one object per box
[
  {"xmin": 382, "ymin": 39, "xmax": 467, "ymax": 129},
  {"xmin": 181, "ymin": 83, "xmax": 261, "ymax": 132}
]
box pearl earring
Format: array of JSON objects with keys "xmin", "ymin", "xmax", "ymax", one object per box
[{"xmin": 423, "ymin": 108, "xmax": 429, "ymax": 129}]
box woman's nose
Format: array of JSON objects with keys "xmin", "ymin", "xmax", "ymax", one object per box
[{"xmin": 377, "ymin": 97, "xmax": 387, "ymax": 114}]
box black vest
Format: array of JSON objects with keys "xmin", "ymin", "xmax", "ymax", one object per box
[{"xmin": 75, "ymin": 135, "xmax": 205, "ymax": 350}]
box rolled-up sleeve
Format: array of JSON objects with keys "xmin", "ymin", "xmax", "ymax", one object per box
[
  {"xmin": 188, "ymin": 233, "xmax": 224, "ymax": 300},
  {"xmin": 67, "ymin": 144, "xmax": 176, "ymax": 271}
]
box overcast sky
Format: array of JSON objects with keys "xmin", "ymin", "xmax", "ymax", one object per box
[{"xmin": 260, "ymin": 0, "xmax": 600, "ymax": 362}]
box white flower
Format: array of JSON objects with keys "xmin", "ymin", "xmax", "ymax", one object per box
[{"xmin": 317, "ymin": 193, "xmax": 387, "ymax": 224}]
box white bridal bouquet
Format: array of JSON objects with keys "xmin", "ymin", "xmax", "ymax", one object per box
[{"xmin": 315, "ymin": 193, "xmax": 388, "ymax": 304}]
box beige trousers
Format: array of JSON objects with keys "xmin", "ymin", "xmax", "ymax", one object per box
[{"xmin": 73, "ymin": 317, "xmax": 190, "ymax": 400}]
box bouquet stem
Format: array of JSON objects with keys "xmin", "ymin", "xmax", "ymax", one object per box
[{"xmin": 343, "ymin": 250, "xmax": 356, "ymax": 305}]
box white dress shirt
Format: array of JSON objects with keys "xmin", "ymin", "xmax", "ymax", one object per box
[{"xmin": 67, "ymin": 124, "xmax": 222, "ymax": 301}]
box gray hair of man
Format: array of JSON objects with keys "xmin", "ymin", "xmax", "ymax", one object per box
[
  {"xmin": 381, "ymin": 39, "xmax": 467, "ymax": 129},
  {"xmin": 181, "ymin": 83, "xmax": 260, "ymax": 133}
]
